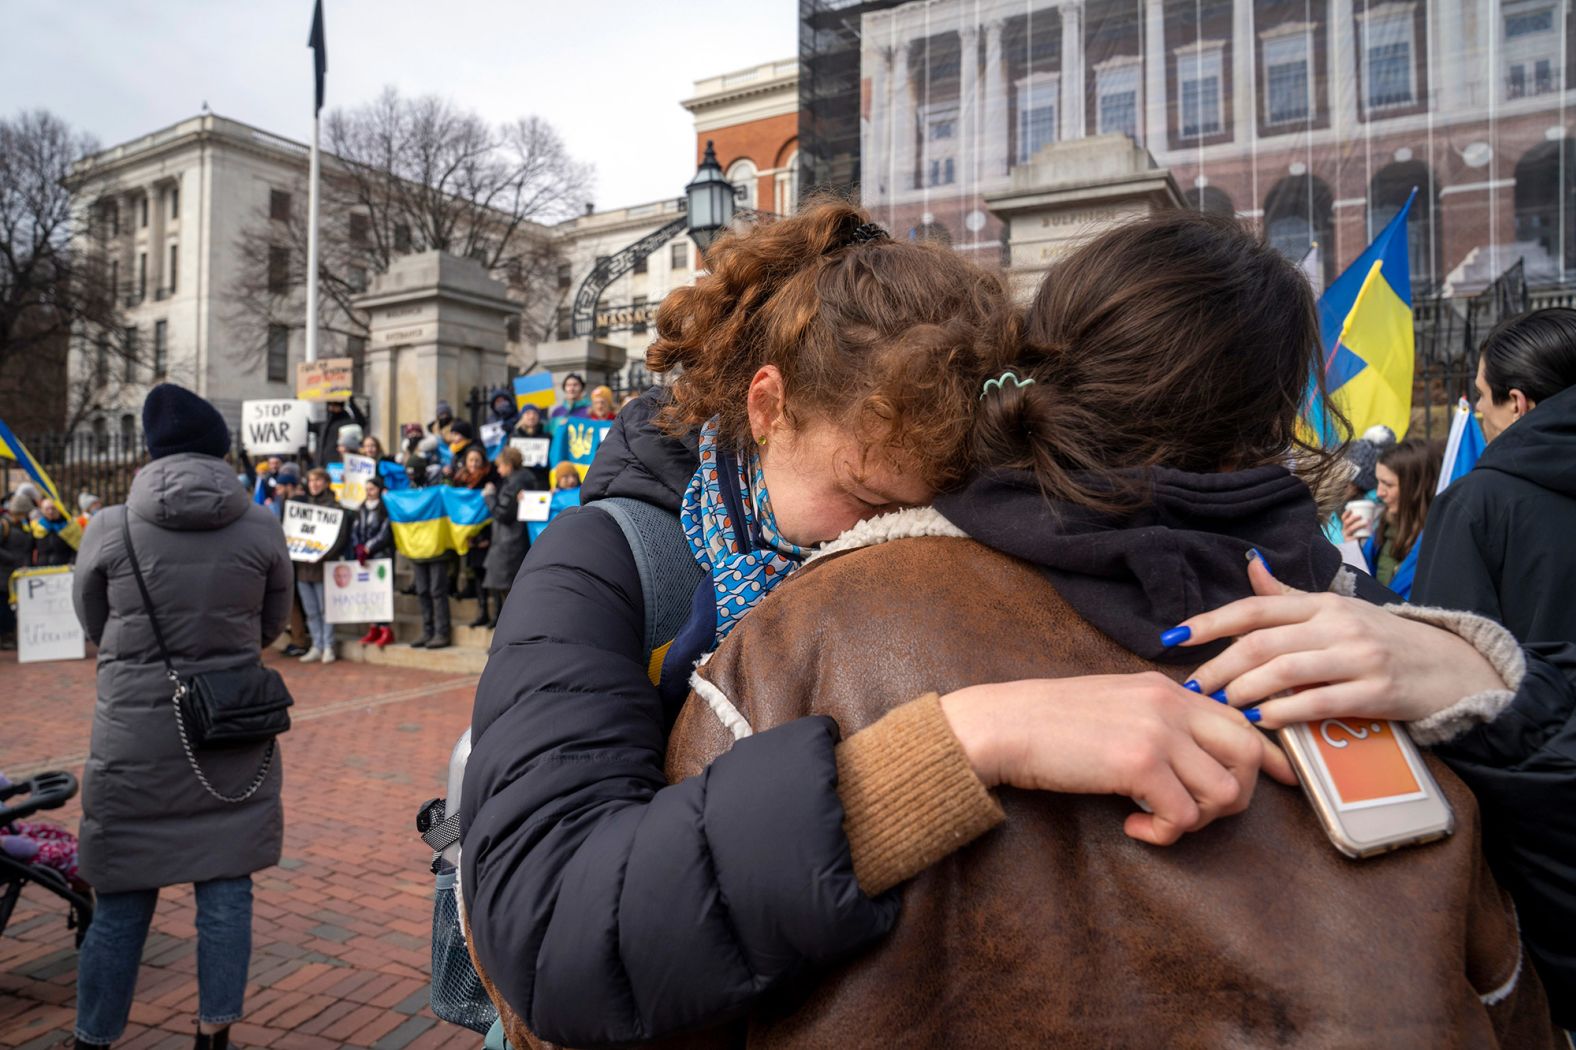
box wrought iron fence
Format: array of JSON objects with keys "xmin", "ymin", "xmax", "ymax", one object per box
[
  {"xmin": 1410, "ymin": 261, "xmax": 1533, "ymax": 442},
  {"xmin": 0, "ymin": 429, "xmax": 256, "ymax": 510},
  {"xmin": 462, "ymin": 366, "xmax": 658, "ymax": 432}
]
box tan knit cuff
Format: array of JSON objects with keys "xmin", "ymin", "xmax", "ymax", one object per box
[
  {"xmin": 836, "ymin": 693, "xmax": 1005, "ymax": 896},
  {"xmin": 1387, "ymin": 603, "xmax": 1526, "ymax": 745}
]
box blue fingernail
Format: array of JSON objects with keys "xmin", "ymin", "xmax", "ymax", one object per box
[
  {"xmin": 1210, "ymin": 689, "xmax": 1229, "ymax": 704},
  {"xmin": 1183, "ymin": 679, "xmax": 1201, "ymax": 693},
  {"xmin": 1160, "ymin": 626, "xmax": 1191, "ymax": 648},
  {"xmin": 1248, "ymin": 548, "xmax": 1274, "ymax": 576},
  {"xmin": 1243, "ymin": 707, "xmax": 1263, "ymax": 724}
]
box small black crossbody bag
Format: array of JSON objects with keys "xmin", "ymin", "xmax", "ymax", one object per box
[{"xmin": 121, "ymin": 512, "xmax": 293, "ymax": 803}]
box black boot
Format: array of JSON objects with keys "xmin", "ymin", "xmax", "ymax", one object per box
[
  {"xmin": 468, "ymin": 592, "xmax": 491, "ymax": 629},
  {"xmin": 194, "ymin": 1025, "xmax": 230, "ymax": 1050},
  {"xmin": 409, "ymin": 633, "xmax": 432, "ymax": 648}
]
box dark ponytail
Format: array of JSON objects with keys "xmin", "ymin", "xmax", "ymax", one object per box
[{"xmin": 1480, "ymin": 307, "xmax": 1576, "ymax": 406}]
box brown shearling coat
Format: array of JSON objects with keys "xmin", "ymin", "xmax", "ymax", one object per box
[{"xmin": 666, "ymin": 533, "xmax": 1559, "ymax": 1050}]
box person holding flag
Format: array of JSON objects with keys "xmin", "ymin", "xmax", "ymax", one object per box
[
  {"xmin": 0, "ymin": 417, "xmax": 84, "ymax": 554},
  {"xmin": 1415, "ymin": 307, "xmax": 1576, "ymax": 644}
]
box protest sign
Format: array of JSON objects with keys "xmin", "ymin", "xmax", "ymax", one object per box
[
  {"xmin": 340, "ymin": 453, "xmax": 376, "ymax": 509},
  {"xmin": 517, "ymin": 490, "xmax": 553, "ymax": 522},
  {"xmin": 242, "ymin": 399, "xmax": 310, "ymax": 456},
  {"xmin": 481, "ymin": 421, "xmax": 507, "ymax": 454},
  {"xmin": 15, "ymin": 568, "xmax": 84, "ymax": 663},
  {"xmin": 511, "ymin": 437, "xmax": 551, "ymax": 468},
  {"xmin": 296, "ymin": 357, "xmax": 354, "ymax": 402},
  {"xmin": 325, "ymin": 559, "xmax": 395, "ymax": 624},
  {"xmin": 283, "ymin": 501, "xmax": 346, "ymax": 562}
]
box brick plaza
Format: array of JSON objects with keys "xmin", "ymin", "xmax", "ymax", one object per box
[{"xmin": 1, "ymin": 650, "xmax": 483, "ymax": 1050}]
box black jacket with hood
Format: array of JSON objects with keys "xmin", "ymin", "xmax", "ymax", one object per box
[
  {"xmin": 938, "ymin": 465, "xmax": 1576, "ymax": 1028},
  {"xmin": 460, "ymin": 391, "xmax": 898, "ymax": 1046}
]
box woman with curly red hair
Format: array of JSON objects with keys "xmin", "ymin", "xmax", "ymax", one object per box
[{"xmin": 460, "ymin": 200, "xmax": 1292, "ymax": 1047}]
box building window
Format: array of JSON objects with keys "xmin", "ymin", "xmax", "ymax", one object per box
[
  {"xmin": 633, "ymin": 253, "xmax": 647, "ymax": 275},
  {"xmin": 140, "ymin": 196, "xmax": 149, "ymax": 228},
  {"xmin": 153, "ymin": 320, "xmax": 167, "ymax": 378},
  {"xmin": 671, "ymin": 242, "xmax": 689, "ymax": 270},
  {"xmin": 110, "ymin": 259, "xmax": 119, "ymax": 301},
  {"xmin": 922, "ymin": 104, "xmax": 959, "ymax": 186},
  {"xmin": 268, "ymin": 246, "xmax": 290, "ymax": 294},
  {"xmin": 94, "ymin": 333, "xmax": 109, "ymax": 384},
  {"xmin": 348, "ymin": 265, "xmax": 368, "ymax": 293},
  {"xmin": 137, "ymin": 252, "xmax": 147, "ymax": 301},
  {"xmin": 1016, "ymin": 74, "xmax": 1059, "ymax": 162},
  {"xmin": 394, "ymin": 223, "xmax": 412, "ymax": 253},
  {"xmin": 1177, "ymin": 44, "xmax": 1224, "ymax": 138},
  {"xmin": 727, "ymin": 159, "xmax": 758, "ymax": 209},
  {"xmin": 1263, "ymin": 27, "xmax": 1314, "ymax": 125},
  {"xmin": 92, "ymin": 416, "xmax": 108, "ymax": 454},
  {"xmin": 168, "ymin": 244, "xmax": 178, "ymax": 295},
  {"xmin": 554, "ymin": 306, "xmax": 571, "ymax": 341},
  {"xmin": 119, "ymin": 413, "xmax": 135, "ymax": 447},
  {"xmin": 168, "ymin": 185, "xmax": 179, "ymax": 220},
  {"xmin": 506, "ymin": 315, "xmax": 521, "ymax": 342},
  {"xmin": 270, "ymin": 189, "xmax": 292, "ymax": 222},
  {"xmin": 124, "ymin": 327, "xmax": 138, "ymax": 382},
  {"xmin": 348, "ymin": 212, "xmax": 369, "ymax": 245},
  {"xmin": 1361, "ymin": 6, "xmax": 1417, "ymax": 111},
  {"xmin": 1504, "ymin": 3, "xmax": 1561, "ymax": 98},
  {"xmin": 557, "ymin": 262, "xmax": 572, "ymax": 289},
  {"xmin": 632, "ymin": 295, "xmax": 649, "ymax": 336},
  {"xmin": 594, "ymin": 254, "xmax": 611, "ymax": 272},
  {"xmin": 347, "ymin": 334, "xmax": 366, "ymax": 394},
  {"xmin": 107, "ymin": 201, "xmax": 119, "ymax": 237},
  {"xmin": 1095, "ymin": 60, "xmax": 1141, "ymax": 139},
  {"xmin": 266, "ymin": 324, "xmax": 289, "ymax": 382},
  {"xmin": 777, "ymin": 151, "xmax": 799, "ymax": 214}
]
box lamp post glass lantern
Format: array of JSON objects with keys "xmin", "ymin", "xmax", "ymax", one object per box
[{"xmin": 686, "ymin": 140, "xmax": 736, "ymax": 252}]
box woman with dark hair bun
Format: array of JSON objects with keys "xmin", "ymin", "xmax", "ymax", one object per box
[{"xmin": 666, "ymin": 211, "xmax": 1567, "ymax": 1044}]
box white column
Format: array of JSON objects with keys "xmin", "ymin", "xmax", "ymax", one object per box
[
  {"xmin": 1144, "ymin": 0, "xmax": 1167, "ymax": 154},
  {"xmin": 892, "ymin": 42, "xmax": 917, "ymax": 193},
  {"xmin": 869, "ymin": 46, "xmax": 890, "ymax": 203},
  {"xmin": 959, "ymin": 24, "xmax": 980, "ymax": 191},
  {"xmin": 1331, "ymin": 0, "xmax": 1359, "ymax": 131},
  {"xmin": 1061, "ymin": 2, "xmax": 1085, "ymax": 141},
  {"xmin": 1436, "ymin": 0, "xmax": 1464, "ymax": 110},
  {"xmin": 985, "ymin": 19, "xmax": 1011, "ymax": 176},
  {"xmin": 1231, "ymin": 0, "xmax": 1253, "ymax": 144}
]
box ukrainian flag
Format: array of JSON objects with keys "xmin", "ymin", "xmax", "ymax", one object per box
[
  {"xmin": 514, "ymin": 372, "xmax": 556, "ymax": 413},
  {"xmin": 383, "ymin": 486, "xmax": 491, "ymax": 559},
  {"xmin": 1305, "ymin": 191, "xmax": 1416, "ymax": 445},
  {"xmin": 0, "ymin": 417, "xmax": 82, "ymax": 550}
]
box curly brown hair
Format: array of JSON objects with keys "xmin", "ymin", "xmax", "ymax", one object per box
[
  {"xmin": 647, "ymin": 197, "xmax": 1014, "ymax": 490},
  {"xmin": 973, "ymin": 210, "xmax": 1346, "ymax": 512}
]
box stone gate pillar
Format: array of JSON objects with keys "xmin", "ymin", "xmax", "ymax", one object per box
[{"xmin": 352, "ymin": 251, "xmax": 518, "ymax": 448}]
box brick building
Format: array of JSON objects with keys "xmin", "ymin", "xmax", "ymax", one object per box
[{"xmin": 684, "ymin": 59, "xmax": 801, "ymax": 219}]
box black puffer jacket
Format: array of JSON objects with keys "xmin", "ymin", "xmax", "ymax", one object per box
[{"xmin": 461, "ymin": 391, "xmax": 897, "ymax": 1046}]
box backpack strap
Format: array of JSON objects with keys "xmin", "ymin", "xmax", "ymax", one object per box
[{"xmin": 594, "ymin": 496, "xmax": 704, "ymax": 685}]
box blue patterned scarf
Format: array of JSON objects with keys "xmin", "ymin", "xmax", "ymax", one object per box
[{"xmin": 681, "ymin": 419, "xmax": 808, "ymax": 643}]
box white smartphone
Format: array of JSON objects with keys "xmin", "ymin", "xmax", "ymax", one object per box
[{"xmin": 1277, "ymin": 718, "xmax": 1454, "ymax": 859}]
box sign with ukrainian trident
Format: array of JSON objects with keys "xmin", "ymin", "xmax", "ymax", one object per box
[
  {"xmin": 324, "ymin": 558, "xmax": 394, "ymax": 624},
  {"xmin": 549, "ymin": 416, "xmax": 614, "ymax": 479}
]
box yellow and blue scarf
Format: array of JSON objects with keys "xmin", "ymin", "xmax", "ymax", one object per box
[{"xmin": 680, "ymin": 419, "xmax": 808, "ymax": 642}]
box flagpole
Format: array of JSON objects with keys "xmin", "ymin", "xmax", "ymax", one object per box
[{"xmin": 305, "ymin": 111, "xmax": 321, "ymax": 363}]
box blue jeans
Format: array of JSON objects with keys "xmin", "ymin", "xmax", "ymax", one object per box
[
  {"xmin": 75, "ymin": 876, "xmax": 253, "ymax": 1042},
  {"xmin": 298, "ymin": 579, "xmax": 329, "ymax": 650}
]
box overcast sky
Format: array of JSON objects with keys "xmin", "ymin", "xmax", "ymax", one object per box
[{"xmin": 5, "ymin": 0, "xmax": 798, "ymax": 210}]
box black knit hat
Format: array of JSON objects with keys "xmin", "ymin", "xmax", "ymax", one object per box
[{"xmin": 143, "ymin": 383, "xmax": 232, "ymax": 460}]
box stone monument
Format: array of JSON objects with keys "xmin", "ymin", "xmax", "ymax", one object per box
[
  {"xmin": 352, "ymin": 251, "xmax": 518, "ymax": 447},
  {"xmin": 988, "ymin": 134, "xmax": 1184, "ymax": 296}
]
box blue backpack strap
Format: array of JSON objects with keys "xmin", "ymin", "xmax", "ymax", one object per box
[{"xmin": 593, "ymin": 497, "xmax": 705, "ymax": 684}]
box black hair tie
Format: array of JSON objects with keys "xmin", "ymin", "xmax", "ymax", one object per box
[{"xmin": 848, "ymin": 222, "xmax": 889, "ymax": 246}]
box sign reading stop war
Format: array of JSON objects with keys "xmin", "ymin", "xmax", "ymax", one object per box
[
  {"xmin": 283, "ymin": 501, "xmax": 346, "ymax": 563},
  {"xmin": 16, "ymin": 568, "xmax": 85, "ymax": 664},
  {"xmin": 242, "ymin": 399, "xmax": 310, "ymax": 456},
  {"xmin": 296, "ymin": 357, "xmax": 355, "ymax": 402}
]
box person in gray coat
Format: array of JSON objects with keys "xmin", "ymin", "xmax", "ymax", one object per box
[{"xmin": 70, "ymin": 383, "xmax": 292, "ymax": 1050}]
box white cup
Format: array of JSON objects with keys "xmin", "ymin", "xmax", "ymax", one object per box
[{"xmin": 1344, "ymin": 499, "xmax": 1382, "ymax": 539}]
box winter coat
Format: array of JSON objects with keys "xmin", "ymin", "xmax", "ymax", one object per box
[
  {"xmin": 461, "ymin": 391, "xmax": 896, "ymax": 1046},
  {"xmin": 1415, "ymin": 382, "xmax": 1576, "ymax": 645},
  {"xmin": 481, "ymin": 470, "xmax": 534, "ymax": 591},
  {"xmin": 289, "ymin": 488, "xmax": 349, "ymax": 583},
  {"xmin": 71, "ymin": 453, "xmax": 293, "ymax": 895},
  {"xmin": 668, "ymin": 473, "xmax": 1559, "ymax": 1048},
  {"xmin": 349, "ymin": 500, "xmax": 393, "ymax": 560},
  {"xmin": 312, "ymin": 400, "xmax": 368, "ymax": 466},
  {"xmin": 31, "ymin": 518, "xmax": 75, "ymax": 567},
  {"xmin": 0, "ymin": 512, "xmax": 32, "ymax": 578}
]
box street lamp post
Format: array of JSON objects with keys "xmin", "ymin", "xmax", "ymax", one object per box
[{"xmin": 685, "ymin": 140, "xmax": 736, "ymax": 252}]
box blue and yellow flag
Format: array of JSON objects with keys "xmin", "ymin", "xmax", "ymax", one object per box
[
  {"xmin": 0, "ymin": 417, "xmax": 83, "ymax": 550},
  {"xmin": 513, "ymin": 373, "xmax": 556, "ymax": 414},
  {"xmin": 383, "ymin": 486, "xmax": 491, "ymax": 559},
  {"xmin": 550, "ymin": 416, "xmax": 614, "ymax": 480},
  {"xmin": 1305, "ymin": 191, "xmax": 1416, "ymax": 445}
]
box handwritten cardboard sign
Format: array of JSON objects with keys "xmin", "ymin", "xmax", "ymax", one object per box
[
  {"xmin": 339, "ymin": 453, "xmax": 375, "ymax": 509},
  {"xmin": 517, "ymin": 490, "xmax": 553, "ymax": 522},
  {"xmin": 510, "ymin": 437, "xmax": 550, "ymax": 468},
  {"xmin": 296, "ymin": 357, "xmax": 355, "ymax": 402},
  {"xmin": 324, "ymin": 559, "xmax": 394, "ymax": 624},
  {"xmin": 283, "ymin": 501, "xmax": 345, "ymax": 563},
  {"xmin": 242, "ymin": 399, "xmax": 310, "ymax": 456},
  {"xmin": 15, "ymin": 568, "xmax": 85, "ymax": 663}
]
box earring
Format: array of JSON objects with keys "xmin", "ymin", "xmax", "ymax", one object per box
[{"xmin": 756, "ymin": 434, "xmax": 768, "ymax": 447}]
